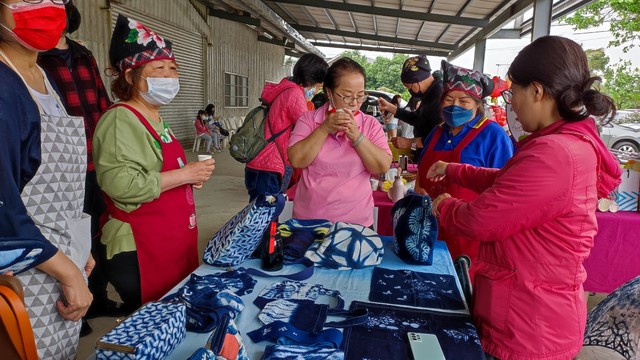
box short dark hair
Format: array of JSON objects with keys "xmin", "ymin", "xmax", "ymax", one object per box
[
  {"xmin": 323, "ymin": 57, "xmax": 367, "ymax": 92},
  {"xmin": 111, "ymin": 66, "xmax": 144, "ymax": 101},
  {"xmin": 507, "ymin": 36, "xmax": 615, "ymax": 123},
  {"xmin": 291, "ymin": 53, "xmax": 328, "ymax": 87}
]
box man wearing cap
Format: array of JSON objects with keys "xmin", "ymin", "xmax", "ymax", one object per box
[
  {"xmin": 37, "ymin": 0, "xmax": 119, "ymax": 336},
  {"xmin": 378, "ymin": 55, "xmax": 443, "ymax": 152}
]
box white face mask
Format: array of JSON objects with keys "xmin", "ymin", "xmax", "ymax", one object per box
[{"xmin": 139, "ymin": 76, "xmax": 180, "ymax": 106}]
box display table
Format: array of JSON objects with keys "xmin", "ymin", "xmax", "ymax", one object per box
[
  {"xmin": 89, "ymin": 240, "xmax": 479, "ymax": 359},
  {"xmin": 583, "ymin": 211, "xmax": 640, "ymax": 293}
]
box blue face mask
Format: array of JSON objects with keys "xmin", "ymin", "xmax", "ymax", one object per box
[
  {"xmin": 305, "ymin": 87, "xmax": 316, "ymax": 100},
  {"xmin": 442, "ymin": 105, "xmax": 474, "ymax": 127}
]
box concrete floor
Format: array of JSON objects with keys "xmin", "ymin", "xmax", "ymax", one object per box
[
  {"xmin": 75, "ymin": 148, "xmax": 609, "ymax": 359},
  {"xmin": 77, "ymin": 148, "xmax": 249, "ymax": 359}
]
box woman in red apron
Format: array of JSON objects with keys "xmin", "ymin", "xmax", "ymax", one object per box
[
  {"xmin": 93, "ymin": 15, "xmax": 214, "ymax": 309},
  {"xmin": 416, "ymin": 61, "xmax": 514, "ymax": 275}
]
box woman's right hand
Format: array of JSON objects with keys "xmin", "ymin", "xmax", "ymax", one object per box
[
  {"xmin": 378, "ymin": 98, "xmax": 397, "ymax": 115},
  {"xmin": 57, "ymin": 270, "xmax": 93, "ymax": 321},
  {"xmin": 322, "ymin": 110, "xmax": 352, "ymax": 134},
  {"xmin": 427, "ymin": 160, "xmax": 449, "ymax": 181},
  {"xmin": 182, "ymin": 159, "xmax": 215, "ymax": 185}
]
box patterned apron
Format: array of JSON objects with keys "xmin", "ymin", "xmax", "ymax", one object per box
[{"xmin": 0, "ymin": 50, "xmax": 91, "ymax": 359}]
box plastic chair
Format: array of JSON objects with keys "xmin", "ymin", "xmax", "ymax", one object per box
[
  {"xmin": 0, "ymin": 275, "xmax": 38, "ymax": 360},
  {"xmin": 192, "ymin": 121, "xmax": 203, "ymax": 152}
]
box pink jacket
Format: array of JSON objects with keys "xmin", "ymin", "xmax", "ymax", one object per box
[
  {"xmin": 438, "ymin": 119, "xmax": 622, "ymax": 360},
  {"xmin": 194, "ymin": 118, "xmax": 210, "ymax": 136},
  {"xmin": 247, "ymin": 78, "xmax": 307, "ymax": 176}
]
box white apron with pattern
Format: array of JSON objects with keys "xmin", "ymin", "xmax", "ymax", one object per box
[{"xmin": 0, "ymin": 49, "xmax": 91, "ymax": 359}]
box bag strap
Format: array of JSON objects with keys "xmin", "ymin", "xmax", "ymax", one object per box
[
  {"xmin": 245, "ymin": 257, "xmax": 315, "ymax": 281},
  {"xmin": 324, "ymin": 308, "xmax": 369, "ymax": 328},
  {"xmin": 0, "ymin": 284, "xmax": 38, "ymax": 360}
]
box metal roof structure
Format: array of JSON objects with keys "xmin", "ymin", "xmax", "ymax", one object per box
[{"xmin": 200, "ymin": 0, "xmax": 593, "ymax": 60}]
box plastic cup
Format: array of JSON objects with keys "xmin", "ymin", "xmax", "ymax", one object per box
[
  {"xmin": 370, "ymin": 178, "xmax": 380, "ymax": 191},
  {"xmin": 197, "ymin": 154, "xmax": 212, "ymax": 162}
]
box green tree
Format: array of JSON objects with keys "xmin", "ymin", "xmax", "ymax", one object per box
[
  {"xmin": 584, "ymin": 48, "xmax": 610, "ymax": 75},
  {"xmin": 563, "ymin": 0, "xmax": 640, "ymax": 52},
  {"xmin": 603, "ymin": 60, "xmax": 640, "ymax": 110}
]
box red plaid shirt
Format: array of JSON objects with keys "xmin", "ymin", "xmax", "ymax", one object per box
[{"xmin": 38, "ymin": 38, "xmax": 112, "ymax": 171}]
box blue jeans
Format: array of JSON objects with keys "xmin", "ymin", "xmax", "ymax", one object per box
[{"xmin": 245, "ymin": 167, "xmax": 281, "ymax": 201}]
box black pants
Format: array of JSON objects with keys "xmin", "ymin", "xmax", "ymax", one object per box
[
  {"xmin": 105, "ymin": 250, "xmax": 142, "ymax": 311},
  {"xmin": 84, "ymin": 170, "xmax": 109, "ymax": 303}
]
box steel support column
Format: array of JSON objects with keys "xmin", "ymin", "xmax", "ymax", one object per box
[
  {"xmin": 532, "ymin": 0, "xmax": 552, "ymax": 40},
  {"xmin": 473, "ymin": 39, "xmax": 486, "ymax": 72}
]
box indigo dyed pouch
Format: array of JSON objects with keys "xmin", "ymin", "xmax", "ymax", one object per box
[
  {"xmin": 391, "ymin": 193, "xmax": 438, "ymax": 265},
  {"xmin": 95, "ymin": 302, "xmax": 186, "ymax": 360},
  {"xmin": 261, "ymin": 344, "xmax": 345, "ymax": 360}
]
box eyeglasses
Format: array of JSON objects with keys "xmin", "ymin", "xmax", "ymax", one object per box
[
  {"xmin": 23, "ymin": 0, "xmax": 70, "ymax": 4},
  {"xmin": 501, "ymin": 89, "xmax": 513, "ymax": 105},
  {"xmin": 334, "ymin": 92, "xmax": 368, "ymax": 104}
]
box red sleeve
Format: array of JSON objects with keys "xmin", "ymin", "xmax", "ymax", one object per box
[
  {"xmin": 437, "ymin": 138, "xmax": 573, "ymax": 242},
  {"xmin": 445, "ymin": 163, "xmax": 501, "ymax": 194}
]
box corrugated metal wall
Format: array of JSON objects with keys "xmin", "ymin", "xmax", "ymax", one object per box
[
  {"xmin": 207, "ymin": 17, "xmax": 286, "ymax": 118},
  {"xmin": 70, "ymin": 0, "xmax": 287, "ymax": 145}
]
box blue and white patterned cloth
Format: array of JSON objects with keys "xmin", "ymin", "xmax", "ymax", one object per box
[
  {"xmin": 369, "ymin": 268, "xmax": 465, "ymax": 310},
  {"xmin": 343, "ymin": 301, "xmax": 483, "ymax": 360},
  {"xmin": 278, "ymin": 219, "xmax": 332, "ymax": 264},
  {"xmin": 583, "ymin": 275, "xmax": 640, "ymax": 359},
  {"xmin": 96, "ymin": 302, "xmax": 186, "ymax": 360},
  {"xmin": 261, "ymin": 344, "xmax": 345, "ymax": 360},
  {"xmin": 391, "ymin": 193, "xmax": 438, "ymax": 265},
  {"xmin": 305, "ymin": 222, "xmax": 384, "ymax": 270},
  {"xmin": 203, "ymin": 194, "xmax": 285, "ymax": 267},
  {"xmin": 0, "ymin": 240, "xmax": 44, "ymax": 275},
  {"xmin": 253, "ymin": 280, "xmax": 344, "ymax": 310}
]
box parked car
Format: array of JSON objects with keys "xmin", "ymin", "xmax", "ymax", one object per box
[
  {"xmin": 600, "ymin": 121, "xmax": 640, "ymax": 153},
  {"xmin": 360, "ymin": 90, "xmax": 408, "ymax": 124}
]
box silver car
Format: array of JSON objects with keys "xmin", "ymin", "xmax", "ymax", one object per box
[{"xmin": 600, "ymin": 111, "xmax": 640, "ymax": 153}]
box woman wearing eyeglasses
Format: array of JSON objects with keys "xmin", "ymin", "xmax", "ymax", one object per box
[
  {"xmin": 414, "ymin": 61, "xmax": 514, "ymax": 274},
  {"xmin": 288, "ymin": 58, "xmax": 392, "ymax": 227},
  {"xmin": 0, "ymin": 0, "xmax": 92, "ymax": 357},
  {"xmin": 428, "ymin": 36, "xmax": 622, "ymax": 360}
]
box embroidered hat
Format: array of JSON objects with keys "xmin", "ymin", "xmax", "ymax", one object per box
[
  {"xmin": 305, "ymin": 222, "xmax": 384, "ymax": 270},
  {"xmin": 441, "ymin": 60, "xmax": 494, "ymax": 100},
  {"xmin": 109, "ymin": 14, "xmax": 175, "ymax": 73},
  {"xmin": 400, "ymin": 55, "xmax": 432, "ymax": 84}
]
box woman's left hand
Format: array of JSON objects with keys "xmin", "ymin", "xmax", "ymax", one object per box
[
  {"xmin": 432, "ymin": 193, "xmax": 452, "ymax": 217},
  {"xmin": 342, "ymin": 109, "xmax": 361, "ymax": 142}
]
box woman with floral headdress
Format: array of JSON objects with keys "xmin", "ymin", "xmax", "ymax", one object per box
[
  {"xmin": 93, "ymin": 15, "xmax": 214, "ymax": 311},
  {"xmin": 415, "ymin": 61, "xmax": 514, "ymax": 272}
]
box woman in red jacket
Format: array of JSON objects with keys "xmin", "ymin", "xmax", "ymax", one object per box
[{"xmin": 428, "ymin": 36, "xmax": 622, "ymax": 360}]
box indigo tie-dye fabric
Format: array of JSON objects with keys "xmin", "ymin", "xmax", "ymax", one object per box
[
  {"xmin": 253, "ymin": 280, "xmax": 344, "ymax": 310},
  {"xmin": 369, "ymin": 268, "xmax": 465, "ymax": 310},
  {"xmin": 262, "ymin": 344, "xmax": 345, "ymax": 360},
  {"xmin": 278, "ymin": 218, "xmax": 332, "ymax": 264},
  {"xmin": 391, "ymin": 193, "xmax": 438, "ymax": 265},
  {"xmin": 583, "ymin": 275, "xmax": 640, "ymax": 359},
  {"xmin": 342, "ymin": 301, "xmax": 483, "ymax": 360}
]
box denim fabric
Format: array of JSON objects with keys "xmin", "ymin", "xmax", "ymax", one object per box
[
  {"xmin": 245, "ymin": 167, "xmax": 281, "ymax": 201},
  {"xmin": 369, "ymin": 268, "xmax": 465, "ymax": 310}
]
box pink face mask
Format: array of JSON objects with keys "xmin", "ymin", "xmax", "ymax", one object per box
[{"xmin": 0, "ymin": 2, "xmax": 66, "ymax": 51}]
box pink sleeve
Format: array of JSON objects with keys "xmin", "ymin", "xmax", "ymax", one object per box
[
  {"xmin": 438, "ymin": 139, "xmax": 573, "ymax": 242},
  {"xmin": 363, "ymin": 116, "xmax": 391, "ymax": 155},
  {"xmin": 446, "ymin": 163, "xmax": 501, "ymax": 194},
  {"xmin": 288, "ymin": 111, "xmax": 316, "ymax": 148}
]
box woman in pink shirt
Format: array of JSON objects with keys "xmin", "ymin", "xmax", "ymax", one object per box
[
  {"xmin": 288, "ymin": 58, "xmax": 392, "ymax": 227},
  {"xmin": 428, "ymin": 36, "xmax": 622, "ymax": 360}
]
